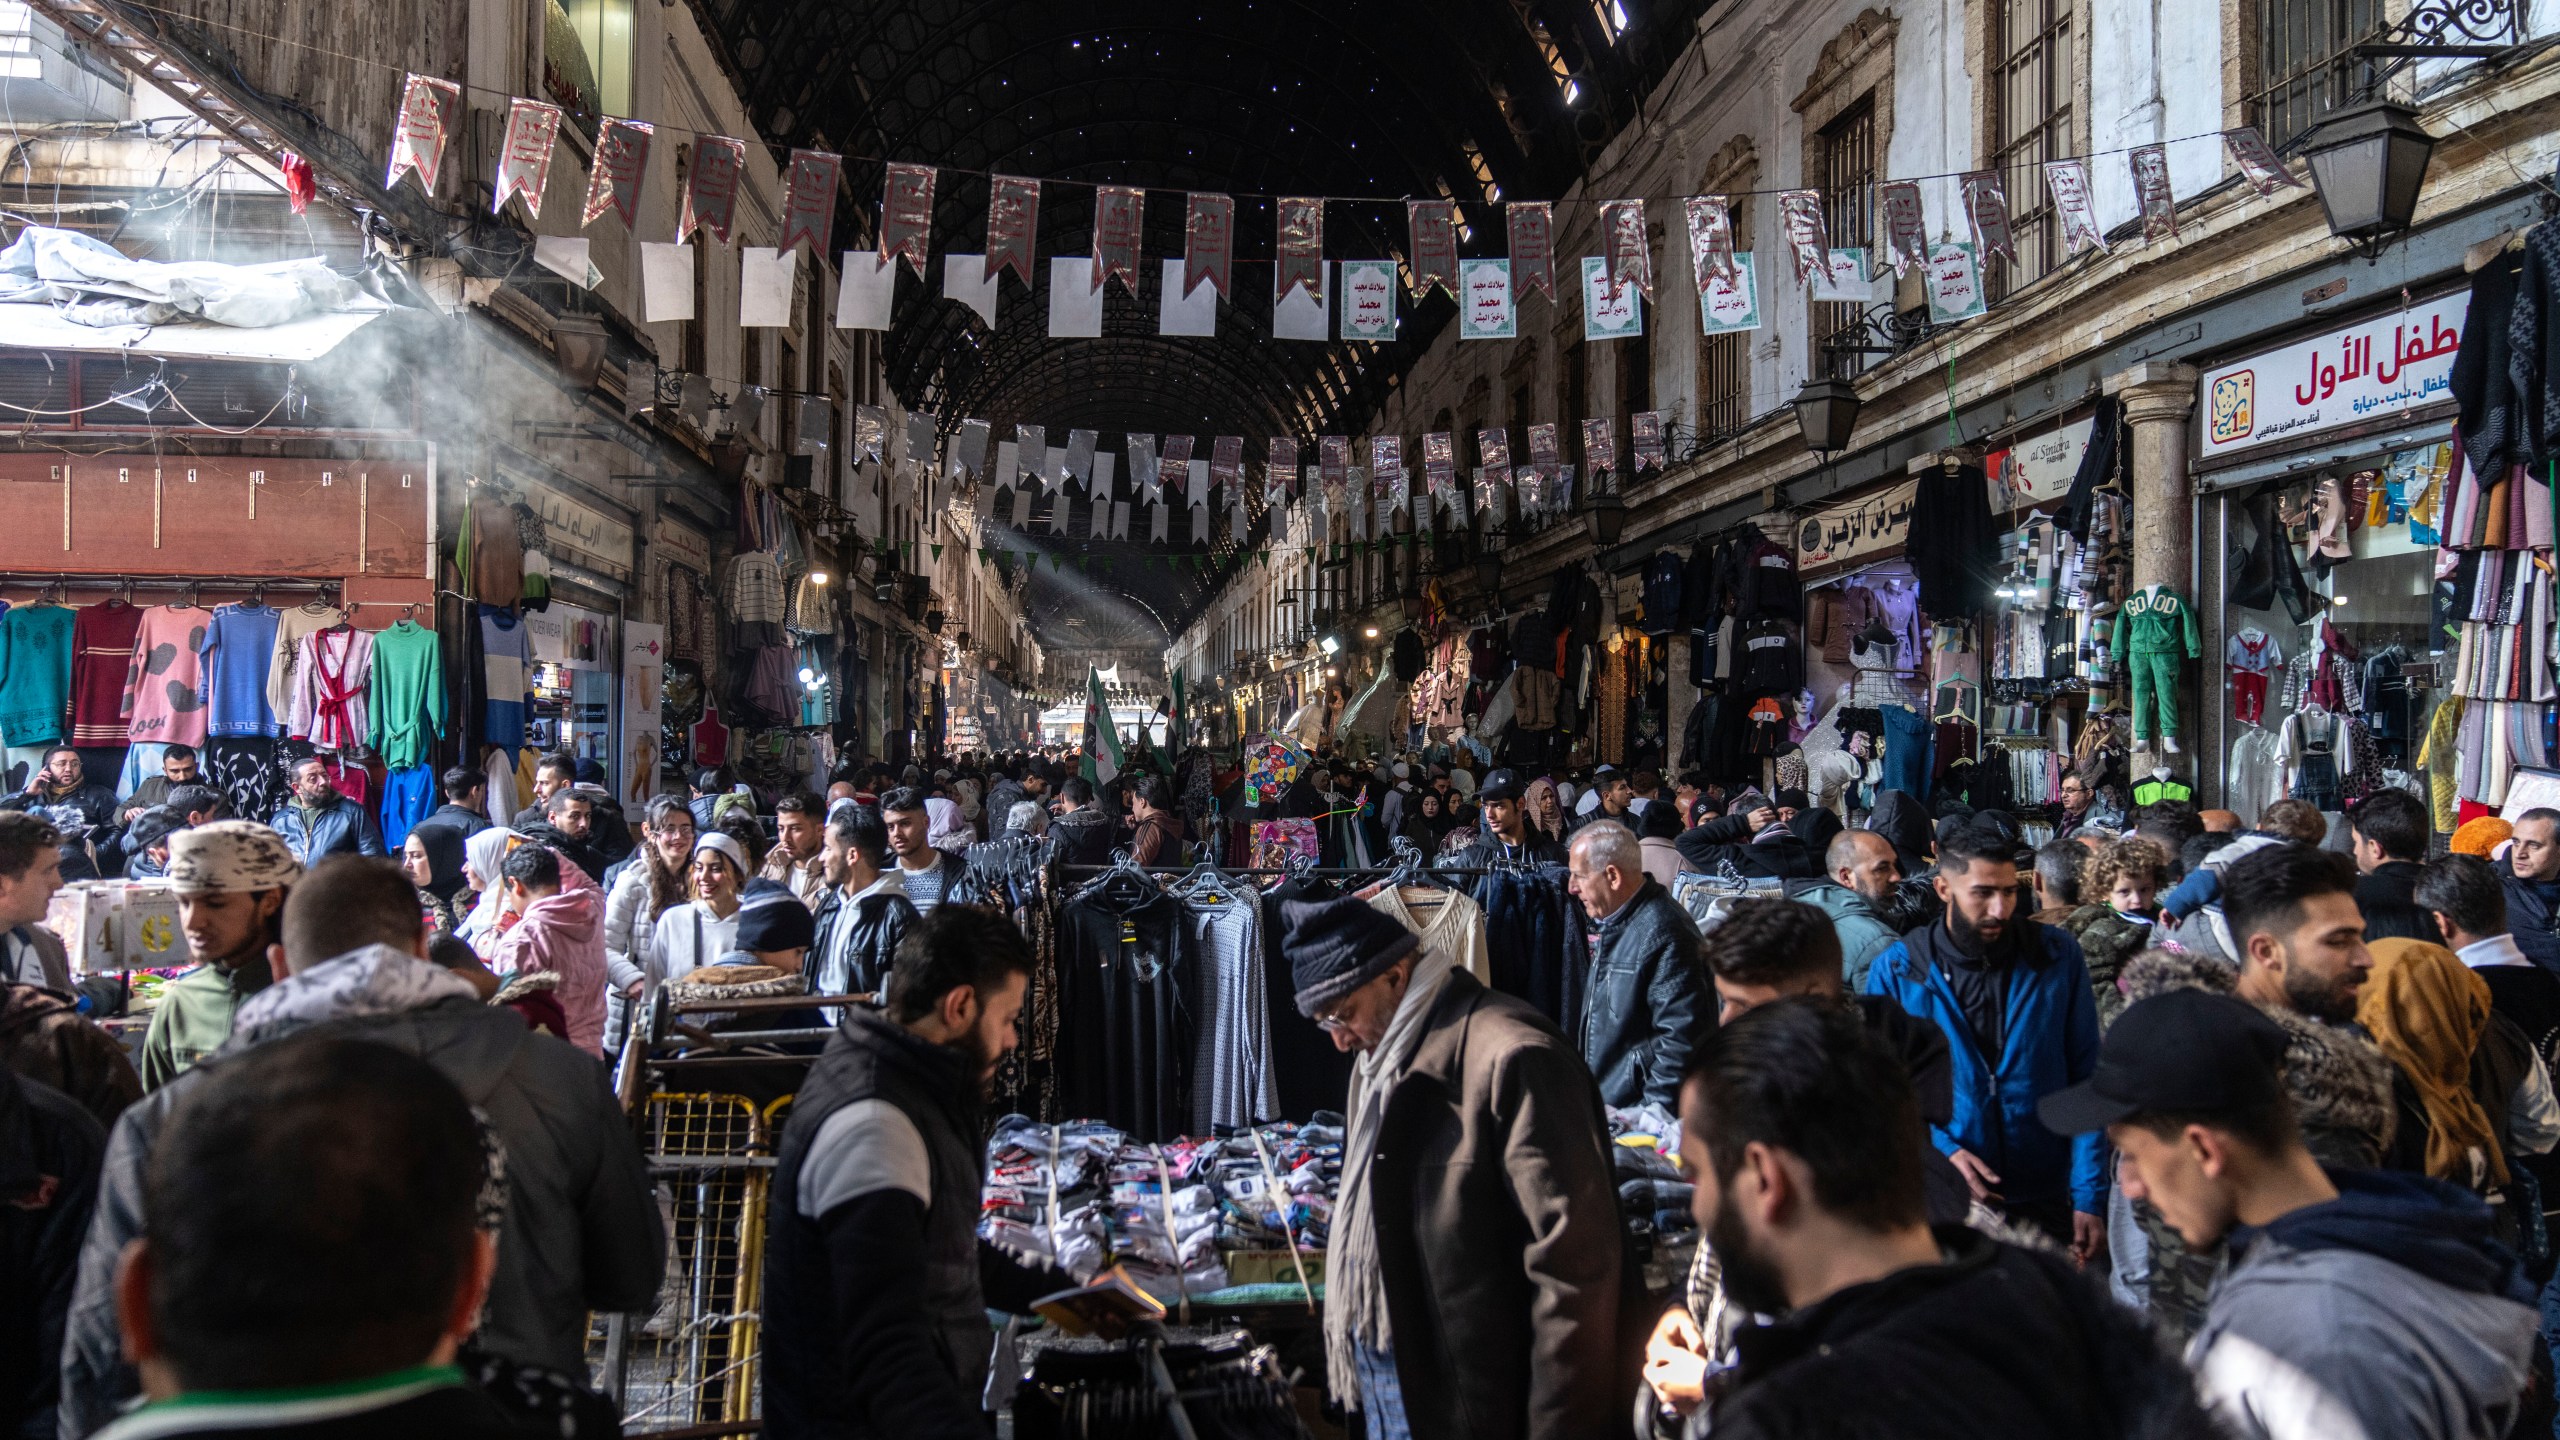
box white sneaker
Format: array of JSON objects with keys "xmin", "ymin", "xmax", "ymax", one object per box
[{"xmin": 2163, "ymin": 736, "xmax": 2181, "ymax": 754}]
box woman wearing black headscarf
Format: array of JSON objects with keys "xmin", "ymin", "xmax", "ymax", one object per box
[{"xmin": 399, "ymin": 824, "xmax": 470, "ymax": 936}]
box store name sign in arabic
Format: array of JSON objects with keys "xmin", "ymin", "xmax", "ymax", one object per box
[
  {"xmin": 529, "ymin": 487, "xmax": 634, "ymax": 577},
  {"xmin": 2200, "ymin": 294, "xmax": 2466, "ymax": 459},
  {"xmin": 1795, "ymin": 479, "xmax": 1917, "ymax": 571}
]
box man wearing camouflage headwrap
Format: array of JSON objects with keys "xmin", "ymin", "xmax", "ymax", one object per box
[{"xmin": 138, "ymin": 820, "xmax": 302, "ymax": 1089}]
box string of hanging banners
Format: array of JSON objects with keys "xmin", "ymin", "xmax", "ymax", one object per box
[{"xmin": 372, "ymin": 74, "xmax": 2309, "ymax": 347}]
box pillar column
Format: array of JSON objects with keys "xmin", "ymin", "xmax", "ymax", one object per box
[{"xmin": 2105, "ymin": 362, "xmax": 2199, "ymax": 774}]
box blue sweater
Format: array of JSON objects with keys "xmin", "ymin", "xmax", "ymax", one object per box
[{"xmin": 1862, "ymin": 919, "xmax": 2107, "ymax": 1213}]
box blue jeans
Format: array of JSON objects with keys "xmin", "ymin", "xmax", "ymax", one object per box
[{"xmin": 1353, "ymin": 1343, "xmax": 1413, "ymax": 1440}]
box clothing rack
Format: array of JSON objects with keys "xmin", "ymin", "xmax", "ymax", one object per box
[{"xmin": 0, "ymin": 572, "xmax": 340, "ymax": 591}]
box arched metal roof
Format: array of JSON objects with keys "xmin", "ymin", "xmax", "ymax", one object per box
[{"xmin": 696, "ymin": 0, "xmax": 1707, "ymax": 640}]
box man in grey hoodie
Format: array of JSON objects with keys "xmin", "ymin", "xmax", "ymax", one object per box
[
  {"xmin": 2045, "ymin": 989, "xmax": 2540, "ymax": 1440},
  {"xmin": 57, "ymin": 857, "xmax": 664, "ymax": 1437}
]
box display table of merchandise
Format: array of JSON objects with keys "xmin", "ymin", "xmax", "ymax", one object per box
[{"xmin": 980, "ymin": 1114, "xmax": 1339, "ymax": 1309}]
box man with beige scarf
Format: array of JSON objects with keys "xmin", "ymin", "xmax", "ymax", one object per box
[{"xmin": 1280, "ymin": 893, "xmax": 1629, "ymax": 1440}]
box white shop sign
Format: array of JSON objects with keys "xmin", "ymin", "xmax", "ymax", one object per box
[
  {"xmin": 2199, "ymin": 293, "xmax": 2467, "ymax": 460},
  {"xmin": 1986, "ymin": 415, "xmax": 2095, "ymax": 511}
]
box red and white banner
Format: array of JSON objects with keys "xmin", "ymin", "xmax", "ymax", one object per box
[
  {"xmin": 1210, "ymin": 435, "xmax": 1243, "ymax": 493},
  {"xmin": 780, "ymin": 150, "xmax": 840, "ymax": 255},
  {"xmin": 677, "ymin": 135, "xmax": 746, "ymax": 244},
  {"xmin": 1370, "ymin": 434, "xmax": 1403, "ymax": 486},
  {"xmin": 1277, "ymin": 196, "xmax": 1325, "ymax": 303},
  {"xmin": 491, "ymin": 98, "xmax": 561, "ymax": 218},
  {"xmin": 384, "ymin": 73, "xmax": 461, "ymax": 196},
  {"xmin": 1778, "ymin": 190, "xmax": 1829, "ymax": 287},
  {"xmin": 1684, "ymin": 196, "xmax": 1737, "ymax": 290},
  {"xmin": 2224, "ymin": 127, "xmax": 2302, "ymax": 198},
  {"xmin": 1878, "ymin": 181, "xmax": 1928, "ymax": 278},
  {"xmin": 1184, "ymin": 193, "xmax": 1234, "ymax": 298},
  {"xmin": 581, "ymin": 118, "xmax": 653, "ymax": 228},
  {"xmin": 2131, "ymin": 144, "xmax": 2178, "ymax": 242},
  {"xmin": 880, "ymin": 162, "xmax": 936, "ymax": 277},
  {"xmin": 1093, "ymin": 185, "xmax": 1144, "ymax": 295},
  {"xmin": 1507, "ymin": 201, "xmax": 1556, "ymax": 303},
  {"xmin": 1319, "ymin": 436, "xmax": 1349, "ymax": 492},
  {"xmin": 2044, "ymin": 160, "xmax": 2105, "ymax": 255},
  {"xmin": 1421, "ymin": 432, "xmax": 1456, "ymax": 495},
  {"xmin": 1960, "ymin": 170, "xmax": 2015, "ymax": 265},
  {"xmin": 985, "ymin": 175, "xmax": 1040, "ymax": 287},
  {"xmin": 1600, "ymin": 199, "xmax": 1652, "ymax": 301},
  {"xmin": 1407, "ymin": 199, "xmax": 1460, "ymax": 298}
]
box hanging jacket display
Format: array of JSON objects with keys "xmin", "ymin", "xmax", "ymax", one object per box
[
  {"xmin": 1906, "ymin": 463, "xmax": 2001, "ymax": 619},
  {"xmin": 1055, "ymin": 874, "xmax": 1200, "ymax": 1142}
]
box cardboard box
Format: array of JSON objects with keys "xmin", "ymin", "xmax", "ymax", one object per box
[
  {"xmin": 1220, "ymin": 1249, "xmax": 1324, "ymax": 1288},
  {"xmin": 43, "ymin": 881, "xmax": 187, "ymax": 972}
]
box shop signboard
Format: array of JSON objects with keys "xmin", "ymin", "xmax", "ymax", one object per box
[
  {"xmin": 1985, "ymin": 414, "xmax": 2095, "ymax": 511},
  {"xmin": 1793, "ymin": 479, "xmax": 1917, "ymax": 572},
  {"xmin": 527, "ymin": 485, "xmax": 634, "ymax": 579},
  {"xmin": 651, "ymin": 517, "xmax": 712, "ymax": 577},
  {"xmin": 2199, "ymin": 293, "xmax": 2467, "ymax": 460}
]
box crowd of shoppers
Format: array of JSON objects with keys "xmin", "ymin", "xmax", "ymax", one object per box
[{"xmin": 7, "ymin": 724, "xmax": 2560, "ymax": 1440}]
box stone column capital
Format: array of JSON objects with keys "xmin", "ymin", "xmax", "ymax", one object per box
[{"xmin": 2106, "ymin": 361, "xmax": 2200, "ymax": 425}]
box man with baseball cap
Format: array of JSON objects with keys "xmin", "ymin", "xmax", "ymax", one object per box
[
  {"xmin": 1280, "ymin": 892, "xmax": 1623, "ymax": 1440},
  {"xmin": 2042, "ymin": 990, "xmax": 2540, "ymax": 1440},
  {"xmin": 138, "ymin": 821, "xmax": 301, "ymax": 1089},
  {"xmin": 1448, "ymin": 768, "xmax": 1566, "ymax": 867}
]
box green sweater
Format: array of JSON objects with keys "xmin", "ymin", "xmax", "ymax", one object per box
[
  {"xmin": 365, "ymin": 620, "xmax": 446, "ymax": 771},
  {"xmin": 139, "ymin": 957, "xmax": 270, "ymax": 1089},
  {"xmin": 2112, "ymin": 585, "xmax": 2200, "ymax": 658}
]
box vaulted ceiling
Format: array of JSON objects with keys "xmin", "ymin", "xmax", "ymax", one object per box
[{"xmin": 697, "ymin": 0, "xmax": 1708, "ymax": 640}]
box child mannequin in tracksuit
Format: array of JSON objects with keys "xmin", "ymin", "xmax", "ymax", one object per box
[{"xmin": 2112, "ymin": 585, "xmax": 2200, "ymax": 752}]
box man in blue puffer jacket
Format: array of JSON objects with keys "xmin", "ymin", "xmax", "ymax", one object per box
[{"xmin": 1863, "ymin": 813, "xmax": 2105, "ymax": 1257}]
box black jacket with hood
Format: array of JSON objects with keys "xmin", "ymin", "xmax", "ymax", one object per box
[{"xmin": 1708, "ymin": 1225, "xmax": 2218, "ymax": 1440}]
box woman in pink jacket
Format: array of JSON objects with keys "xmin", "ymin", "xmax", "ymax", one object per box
[{"xmin": 487, "ymin": 841, "xmax": 609, "ymax": 1056}]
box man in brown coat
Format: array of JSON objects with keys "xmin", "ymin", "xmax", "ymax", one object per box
[{"xmin": 1283, "ymin": 893, "xmax": 1627, "ymax": 1440}]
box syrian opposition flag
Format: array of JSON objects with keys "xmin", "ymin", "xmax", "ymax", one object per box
[{"xmin": 1082, "ymin": 665, "xmax": 1123, "ymax": 787}]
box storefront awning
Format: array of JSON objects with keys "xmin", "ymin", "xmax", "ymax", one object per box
[{"xmin": 0, "ymin": 302, "xmax": 389, "ymax": 364}]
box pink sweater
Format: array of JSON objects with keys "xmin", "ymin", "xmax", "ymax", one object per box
[{"xmin": 489, "ymin": 859, "xmax": 607, "ymax": 1056}]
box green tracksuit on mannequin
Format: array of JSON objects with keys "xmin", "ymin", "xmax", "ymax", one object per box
[{"xmin": 2113, "ymin": 585, "xmax": 2200, "ymax": 751}]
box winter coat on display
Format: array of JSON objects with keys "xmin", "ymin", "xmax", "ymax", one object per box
[
  {"xmin": 58, "ymin": 946, "xmax": 664, "ymax": 1439},
  {"xmin": 2054, "ymin": 396, "xmax": 2120, "ymax": 544},
  {"xmin": 1054, "ymin": 877, "xmax": 1198, "ymax": 1141},
  {"xmin": 1364, "ymin": 968, "xmax": 1631, "ymax": 1440},
  {"xmin": 1706, "ymin": 1225, "xmax": 2215, "ymax": 1440},
  {"xmin": 762, "ymin": 1008, "xmax": 994, "ymax": 1440},
  {"xmin": 1642, "ymin": 550, "xmax": 1684, "ymax": 636},
  {"xmin": 1905, "ymin": 464, "xmax": 2001, "ymax": 619},
  {"xmin": 1577, "ymin": 878, "xmax": 1709, "ymax": 1109},
  {"xmin": 1738, "ymin": 533, "xmax": 1800, "ymax": 621},
  {"xmin": 1861, "ymin": 919, "xmax": 2107, "ymax": 1215},
  {"xmin": 2453, "ymin": 245, "xmax": 2529, "ymax": 482},
  {"xmin": 2189, "ymin": 1169, "xmax": 2539, "ymax": 1440}
]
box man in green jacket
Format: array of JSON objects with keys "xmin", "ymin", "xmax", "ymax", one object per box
[
  {"xmin": 138, "ymin": 822, "xmax": 299, "ymax": 1090},
  {"xmin": 1789, "ymin": 828, "xmax": 1904, "ymax": 988}
]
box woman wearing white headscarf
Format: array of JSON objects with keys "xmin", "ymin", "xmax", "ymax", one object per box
[
  {"xmin": 925, "ymin": 795, "xmax": 970, "ymax": 854},
  {"xmin": 454, "ymin": 827, "xmax": 523, "ymax": 951}
]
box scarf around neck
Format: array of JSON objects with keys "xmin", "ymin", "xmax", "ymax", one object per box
[{"xmin": 1324, "ymin": 946, "xmax": 1457, "ymax": 1407}]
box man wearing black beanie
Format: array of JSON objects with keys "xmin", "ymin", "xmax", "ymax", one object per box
[{"xmin": 1281, "ymin": 892, "xmax": 1627, "ymax": 1440}]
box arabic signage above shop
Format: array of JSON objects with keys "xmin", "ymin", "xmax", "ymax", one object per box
[
  {"xmin": 1794, "ymin": 479, "xmax": 1918, "ymax": 573},
  {"xmin": 2198, "ymin": 293, "xmax": 2466, "ymax": 462}
]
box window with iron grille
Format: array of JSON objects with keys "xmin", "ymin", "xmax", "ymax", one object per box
[
  {"xmin": 2256, "ymin": 0, "xmax": 2387, "ymax": 149},
  {"xmin": 1811, "ymin": 100, "xmax": 1875, "ymax": 380},
  {"xmin": 1988, "ymin": 0, "xmax": 2072, "ymax": 300},
  {"xmin": 1696, "ymin": 192, "xmax": 1753, "ymax": 439}
]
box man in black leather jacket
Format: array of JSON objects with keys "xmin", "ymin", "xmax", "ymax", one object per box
[
  {"xmin": 810, "ymin": 805, "xmax": 920, "ymax": 999},
  {"xmin": 1567, "ymin": 820, "xmax": 1708, "ymax": 1108}
]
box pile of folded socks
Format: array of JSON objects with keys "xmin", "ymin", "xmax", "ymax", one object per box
[{"xmin": 980, "ymin": 1113, "xmax": 1346, "ymax": 1302}]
